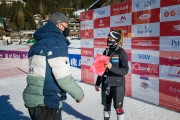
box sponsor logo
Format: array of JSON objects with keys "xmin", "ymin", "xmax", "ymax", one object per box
[
  {"xmin": 138, "ymin": 54, "xmax": 150, "ymax": 59},
  {"xmin": 82, "ymin": 49, "xmax": 93, "ymax": 56},
  {"xmin": 5, "ymin": 53, "xmax": 20, "ymax": 58},
  {"xmin": 95, "ymin": 41, "xmax": 106, "ymax": 46},
  {"xmin": 99, "ymin": 20, "xmax": 105, "ymax": 26},
  {"xmin": 169, "ymin": 87, "xmax": 180, "ymax": 93},
  {"xmin": 70, "ymin": 58, "xmax": 81, "ymax": 67},
  {"xmin": 96, "ymin": 29, "xmax": 108, "ymax": 36},
  {"xmin": 134, "ymin": 0, "xmax": 157, "ymax": 8},
  {"xmin": 172, "ymin": 39, "xmax": 180, "ymax": 48},
  {"xmin": 132, "ymin": 63, "xmax": 158, "ymax": 74},
  {"xmin": 85, "ymin": 31, "xmax": 90, "ymax": 37},
  {"xmin": 143, "ymin": 0, "xmax": 157, "ymax": 7},
  {"xmin": 82, "ymin": 41, "xmax": 90, "ymax": 46},
  {"xmin": 168, "ymin": 56, "xmax": 179, "ymax": 61},
  {"xmin": 168, "ymin": 69, "xmax": 180, "ymax": 78},
  {"xmin": 81, "ymin": 13, "xmax": 91, "ymax": 19},
  {"xmin": 98, "ymin": 10, "xmax": 105, "ymax": 15},
  {"xmin": 140, "ymin": 76, "xmax": 149, "ymax": 89},
  {"xmin": 133, "ymin": 63, "xmax": 150, "ymax": 71},
  {"xmin": 113, "ymin": 5, "xmax": 129, "ymax": 12},
  {"xmin": 173, "ymin": 25, "xmax": 180, "ymax": 30},
  {"xmin": 164, "ymin": 11, "xmax": 169, "ymax": 17},
  {"xmin": 81, "ymin": 23, "xmax": 91, "ymax": 28},
  {"xmin": 161, "ymin": 66, "xmax": 180, "ymax": 78},
  {"xmin": 164, "ymin": 10, "xmax": 177, "ymax": 17},
  {"xmin": 115, "ymin": 16, "xmax": 126, "ymax": 24},
  {"xmin": 170, "ymin": 10, "xmax": 176, "ymax": 16},
  {"xmin": 137, "ymin": 25, "xmax": 152, "ymax": 34},
  {"xmin": 139, "ymin": 14, "xmax": 151, "ymax": 20},
  {"xmin": 169, "ymin": 86, "xmax": 180, "ymax": 102},
  {"xmin": 138, "ymin": 41, "xmax": 152, "ymax": 46},
  {"xmin": 82, "ymin": 58, "xmax": 91, "ymax": 64},
  {"xmin": 140, "ymin": 81, "xmax": 149, "ymax": 89}
]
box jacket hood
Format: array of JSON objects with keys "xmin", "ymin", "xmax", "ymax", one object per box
[{"xmin": 33, "ymin": 22, "xmax": 70, "ymax": 45}]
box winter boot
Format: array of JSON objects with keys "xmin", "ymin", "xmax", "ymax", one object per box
[
  {"xmin": 116, "ymin": 108, "xmax": 124, "ymax": 120},
  {"xmin": 117, "ymin": 113, "xmax": 124, "ymax": 120},
  {"xmin": 104, "ymin": 110, "xmax": 111, "ymax": 120}
]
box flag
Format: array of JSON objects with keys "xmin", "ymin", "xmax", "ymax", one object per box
[{"xmin": 89, "ymin": 54, "xmax": 110, "ymax": 76}]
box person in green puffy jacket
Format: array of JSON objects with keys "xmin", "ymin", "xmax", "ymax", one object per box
[{"xmin": 23, "ymin": 12, "xmax": 84, "ymax": 120}]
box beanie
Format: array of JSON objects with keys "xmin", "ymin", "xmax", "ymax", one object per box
[
  {"xmin": 108, "ymin": 31, "xmax": 121, "ymax": 42},
  {"xmin": 48, "ymin": 12, "xmax": 73, "ymax": 25}
]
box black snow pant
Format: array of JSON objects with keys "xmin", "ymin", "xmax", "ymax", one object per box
[
  {"xmin": 101, "ymin": 85, "xmax": 125, "ymax": 109},
  {"xmin": 28, "ymin": 106, "xmax": 62, "ymax": 120}
]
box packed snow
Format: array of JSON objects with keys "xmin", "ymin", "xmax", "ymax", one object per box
[{"xmin": 0, "ymin": 44, "xmax": 179, "ymax": 120}]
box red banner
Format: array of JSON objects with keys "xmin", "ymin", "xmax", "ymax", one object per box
[
  {"xmin": 132, "ymin": 8, "xmax": 160, "ymax": 24},
  {"xmin": 94, "ymin": 17, "xmax": 110, "ymax": 28},
  {"xmin": 161, "ymin": 0, "xmax": 180, "ymax": 7},
  {"xmin": 160, "ymin": 20, "xmax": 180, "ymax": 36},
  {"xmin": 80, "ymin": 10, "xmax": 94, "ymax": 21},
  {"xmin": 80, "ymin": 29, "xmax": 94, "ymax": 39},
  {"xmin": 160, "ymin": 51, "xmax": 180, "ymax": 67},
  {"xmin": 132, "ymin": 62, "xmax": 159, "ymax": 78},
  {"xmin": 81, "ymin": 48, "xmax": 94, "ymax": 57},
  {"xmin": 132, "ymin": 37, "xmax": 159, "ymax": 50},
  {"xmin": 94, "ymin": 38, "xmax": 107, "ymax": 48},
  {"xmin": 111, "ymin": 0, "xmax": 132, "ymax": 16},
  {"xmin": 159, "ymin": 79, "xmax": 180, "ymax": 112}
]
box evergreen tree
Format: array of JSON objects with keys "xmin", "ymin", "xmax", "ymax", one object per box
[
  {"xmin": 1, "ymin": 0, "xmax": 94, "ymax": 30},
  {"xmin": 17, "ymin": 10, "xmax": 24, "ymax": 30}
]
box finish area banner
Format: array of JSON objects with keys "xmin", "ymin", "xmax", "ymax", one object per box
[{"xmin": 80, "ymin": 0, "xmax": 180, "ymax": 112}]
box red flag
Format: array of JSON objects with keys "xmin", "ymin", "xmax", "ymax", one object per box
[{"xmin": 89, "ymin": 54, "xmax": 110, "ymax": 76}]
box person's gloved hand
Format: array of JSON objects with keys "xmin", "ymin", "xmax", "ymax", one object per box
[{"xmin": 95, "ymin": 86, "xmax": 100, "ymax": 91}]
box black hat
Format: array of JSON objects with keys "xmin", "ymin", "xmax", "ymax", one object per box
[
  {"xmin": 108, "ymin": 31, "xmax": 121, "ymax": 42},
  {"xmin": 48, "ymin": 12, "xmax": 73, "ymax": 24}
]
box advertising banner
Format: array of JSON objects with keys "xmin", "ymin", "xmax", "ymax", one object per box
[
  {"xmin": 0, "ymin": 50, "xmax": 28, "ymax": 59},
  {"xmin": 69, "ymin": 54, "xmax": 81, "ymax": 68},
  {"xmin": 80, "ymin": 0, "xmax": 180, "ymax": 112}
]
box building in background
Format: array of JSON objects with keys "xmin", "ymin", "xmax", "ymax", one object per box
[{"xmin": 0, "ymin": 0, "xmax": 25, "ymax": 6}]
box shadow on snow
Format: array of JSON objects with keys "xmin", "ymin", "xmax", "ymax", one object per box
[
  {"xmin": 0, "ymin": 95, "xmax": 30, "ymax": 120},
  {"xmin": 63, "ymin": 102, "xmax": 93, "ymax": 120}
]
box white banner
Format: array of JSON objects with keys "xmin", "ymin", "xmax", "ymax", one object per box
[
  {"xmin": 110, "ymin": 13, "xmax": 132, "ymax": 27},
  {"xmin": 132, "ymin": 0, "xmax": 160, "ymax": 12},
  {"xmin": 94, "ymin": 6, "xmax": 110, "ymax": 19},
  {"xmin": 94, "ymin": 27, "xmax": 110, "ymax": 38},
  {"xmin": 81, "ymin": 39, "xmax": 94, "ymax": 48},
  {"xmin": 132, "ymin": 74, "xmax": 159, "ymax": 105},
  {"xmin": 81, "ymin": 56, "xmax": 94, "ymax": 66},
  {"xmin": 159, "ymin": 65, "xmax": 180, "ymax": 82},
  {"xmin": 160, "ymin": 5, "xmax": 180, "ymax": 22},
  {"xmin": 80, "ymin": 20, "xmax": 94, "ymax": 30},
  {"xmin": 132, "ymin": 22, "xmax": 160, "ymax": 37},
  {"xmin": 160, "ymin": 36, "xmax": 180, "ymax": 52},
  {"xmin": 132, "ymin": 50, "xmax": 159, "ymax": 64}
]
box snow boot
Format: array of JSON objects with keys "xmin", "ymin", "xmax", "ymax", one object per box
[
  {"xmin": 116, "ymin": 108, "xmax": 124, "ymax": 120},
  {"xmin": 104, "ymin": 110, "xmax": 111, "ymax": 120},
  {"xmin": 117, "ymin": 114, "xmax": 124, "ymax": 120}
]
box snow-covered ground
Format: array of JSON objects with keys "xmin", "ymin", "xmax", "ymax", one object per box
[
  {"xmin": 0, "ymin": 59, "xmax": 180, "ymax": 120},
  {"xmin": 0, "ymin": 44, "xmax": 180, "ymax": 120}
]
